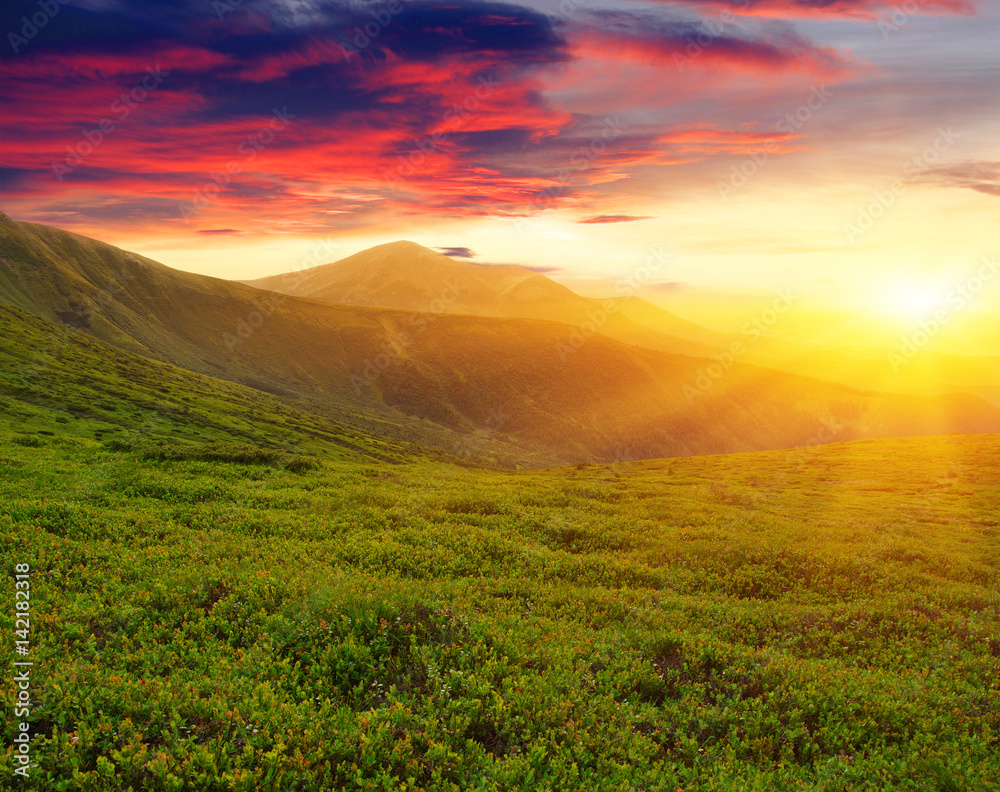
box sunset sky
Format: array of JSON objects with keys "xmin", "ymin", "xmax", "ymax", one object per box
[{"xmin": 1, "ymin": 0, "xmax": 997, "ymax": 313}]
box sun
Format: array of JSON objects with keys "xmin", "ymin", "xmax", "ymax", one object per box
[{"xmin": 883, "ymin": 282, "xmax": 944, "ymax": 320}]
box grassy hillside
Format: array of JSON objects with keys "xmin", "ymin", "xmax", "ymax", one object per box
[
  {"xmin": 0, "ymin": 302, "xmax": 398, "ymax": 463},
  {"xmin": 0, "ymin": 302, "xmax": 567, "ymax": 468},
  {"xmin": 3, "ymin": 217, "xmax": 999, "ymax": 463},
  {"xmin": 0, "ymin": 214, "xmax": 382, "ymax": 398},
  {"xmin": 1, "ymin": 428, "xmax": 997, "ymax": 790}
]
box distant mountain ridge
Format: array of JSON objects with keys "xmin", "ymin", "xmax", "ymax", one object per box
[
  {"xmin": 3, "ymin": 214, "xmax": 999, "ymax": 464},
  {"xmin": 251, "ymin": 239, "xmax": 1000, "ymax": 406},
  {"xmin": 244, "ymin": 241, "xmax": 573, "ymax": 315},
  {"xmin": 241, "ymin": 241, "xmax": 728, "ymax": 357}
]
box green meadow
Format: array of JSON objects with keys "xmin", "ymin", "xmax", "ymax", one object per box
[{"xmin": 2, "ymin": 424, "xmax": 997, "ymax": 790}]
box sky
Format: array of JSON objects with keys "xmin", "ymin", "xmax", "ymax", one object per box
[{"xmin": 1, "ymin": 0, "xmax": 997, "ymax": 315}]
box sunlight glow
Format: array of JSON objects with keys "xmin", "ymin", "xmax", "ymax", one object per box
[{"xmin": 884, "ymin": 282, "xmax": 945, "ymax": 320}]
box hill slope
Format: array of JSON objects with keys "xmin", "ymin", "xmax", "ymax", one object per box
[{"xmin": 0, "ymin": 301, "xmax": 426, "ymax": 464}]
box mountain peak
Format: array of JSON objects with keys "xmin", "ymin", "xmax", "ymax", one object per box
[
  {"xmin": 371, "ymin": 240, "xmax": 439, "ymax": 254},
  {"xmin": 241, "ymin": 237, "xmax": 569, "ymax": 316}
]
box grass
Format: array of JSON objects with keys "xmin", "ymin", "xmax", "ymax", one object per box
[
  {"xmin": 1, "ymin": 429, "xmax": 997, "ymax": 790},
  {"xmin": 0, "ymin": 301, "xmax": 440, "ymax": 466}
]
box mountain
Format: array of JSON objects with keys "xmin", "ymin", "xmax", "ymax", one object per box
[
  {"xmin": 243, "ymin": 241, "xmax": 571, "ymax": 316},
  {"xmin": 3, "ymin": 214, "xmax": 999, "ymax": 463},
  {"xmin": 241, "ymin": 241, "xmax": 727, "ymax": 357},
  {"xmin": 245, "ymin": 241, "xmax": 1000, "ymax": 407}
]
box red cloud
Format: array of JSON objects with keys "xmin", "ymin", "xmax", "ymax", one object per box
[
  {"xmin": 571, "ymin": 28, "xmax": 850, "ymax": 79},
  {"xmin": 658, "ymin": 128, "xmax": 804, "ymax": 156},
  {"xmin": 1, "ymin": 46, "xmax": 229, "ymax": 82}
]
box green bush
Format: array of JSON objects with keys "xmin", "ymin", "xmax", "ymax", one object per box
[{"xmin": 11, "ymin": 434, "xmax": 45, "ymax": 447}]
